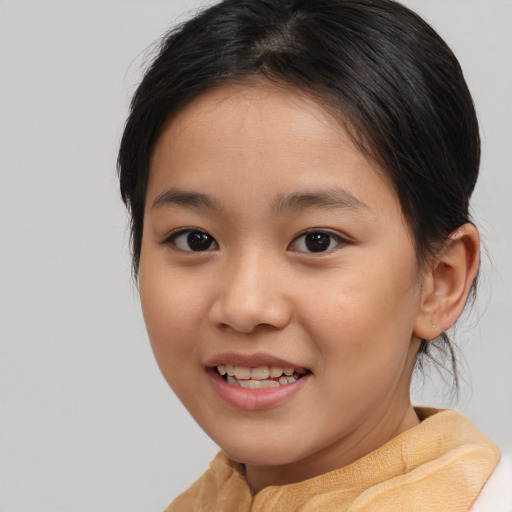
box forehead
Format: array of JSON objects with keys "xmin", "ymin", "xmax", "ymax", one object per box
[
  {"xmin": 148, "ymin": 81, "xmax": 400, "ymax": 219},
  {"xmin": 155, "ymin": 81, "xmax": 351, "ymax": 158}
]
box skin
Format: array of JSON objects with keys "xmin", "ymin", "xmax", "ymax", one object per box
[{"xmin": 138, "ymin": 82, "xmax": 477, "ymax": 493}]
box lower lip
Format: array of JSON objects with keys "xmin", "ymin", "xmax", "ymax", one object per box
[{"xmin": 207, "ymin": 369, "xmax": 310, "ymax": 411}]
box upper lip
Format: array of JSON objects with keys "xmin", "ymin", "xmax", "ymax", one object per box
[{"xmin": 205, "ymin": 352, "xmax": 309, "ymax": 371}]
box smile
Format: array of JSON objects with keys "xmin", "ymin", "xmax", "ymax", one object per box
[
  {"xmin": 216, "ymin": 365, "xmax": 308, "ymax": 388},
  {"xmin": 207, "ymin": 358, "xmax": 311, "ymax": 410}
]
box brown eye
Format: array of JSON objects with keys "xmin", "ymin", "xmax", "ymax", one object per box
[
  {"xmin": 304, "ymin": 233, "xmax": 331, "ymax": 252},
  {"xmin": 289, "ymin": 230, "xmax": 346, "ymax": 253},
  {"xmin": 169, "ymin": 229, "xmax": 218, "ymax": 252}
]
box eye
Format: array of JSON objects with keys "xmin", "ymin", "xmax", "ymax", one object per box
[
  {"xmin": 166, "ymin": 229, "xmax": 218, "ymax": 252},
  {"xmin": 289, "ymin": 230, "xmax": 346, "ymax": 253}
]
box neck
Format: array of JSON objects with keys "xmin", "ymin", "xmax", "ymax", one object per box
[{"xmin": 246, "ymin": 401, "xmax": 420, "ymax": 494}]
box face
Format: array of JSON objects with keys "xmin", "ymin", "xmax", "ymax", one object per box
[{"xmin": 139, "ymin": 82, "xmax": 424, "ymax": 490}]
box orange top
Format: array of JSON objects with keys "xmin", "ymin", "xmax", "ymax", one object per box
[{"xmin": 166, "ymin": 408, "xmax": 500, "ymax": 512}]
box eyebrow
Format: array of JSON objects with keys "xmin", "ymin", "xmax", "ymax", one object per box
[
  {"xmin": 151, "ymin": 188, "xmax": 224, "ymax": 212},
  {"xmin": 150, "ymin": 186, "xmax": 369, "ymax": 215},
  {"xmin": 271, "ymin": 188, "xmax": 369, "ymax": 214}
]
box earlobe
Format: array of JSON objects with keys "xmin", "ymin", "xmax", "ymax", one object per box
[{"xmin": 413, "ymin": 223, "xmax": 480, "ymax": 340}]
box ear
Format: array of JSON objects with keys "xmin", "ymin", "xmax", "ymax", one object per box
[{"xmin": 413, "ymin": 223, "xmax": 480, "ymax": 340}]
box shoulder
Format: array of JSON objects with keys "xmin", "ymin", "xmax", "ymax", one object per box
[{"xmin": 470, "ymin": 453, "xmax": 512, "ymax": 512}]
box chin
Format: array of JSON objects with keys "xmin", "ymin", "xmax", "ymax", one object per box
[{"xmin": 218, "ymin": 436, "xmax": 307, "ymax": 467}]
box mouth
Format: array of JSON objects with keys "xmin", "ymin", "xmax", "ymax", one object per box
[
  {"xmin": 207, "ymin": 355, "xmax": 312, "ymax": 410},
  {"xmin": 215, "ymin": 364, "xmax": 310, "ymax": 389}
]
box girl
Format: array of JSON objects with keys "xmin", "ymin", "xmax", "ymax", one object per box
[{"xmin": 118, "ymin": 0, "xmax": 511, "ymax": 510}]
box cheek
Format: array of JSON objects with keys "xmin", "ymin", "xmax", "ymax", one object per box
[
  {"xmin": 138, "ymin": 274, "xmax": 208, "ymax": 419},
  {"xmin": 301, "ymin": 255, "xmax": 420, "ymax": 368},
  {"xmin": 298, "ymin": 271, "xmax": 419, "ymax": 429},
  {"xmin": 138, "ymin": 258, "xmax": 221, "ymax": 423},
  {"xmin": 138, "ymin": 254, "xmax": 204, "ymax": 369}
]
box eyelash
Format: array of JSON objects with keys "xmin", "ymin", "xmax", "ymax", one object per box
[
  {"xmin": 288, "ymin": 229, "xmax": 348, "ymax": 254},
  {"xmin": 163, "ymin": 228, "xmax": 219, "ymax": 252},
  {"xmin": 162, "ymin": 228, "xmax": 349, "ymax": 254}
]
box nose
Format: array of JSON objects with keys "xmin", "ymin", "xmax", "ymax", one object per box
[{"xmin": 208, "ymin": 251, "xmax": 293, "ymax": 334}]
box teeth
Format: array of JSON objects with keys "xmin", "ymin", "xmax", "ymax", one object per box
[
  {"xmin": 234, "ymin": 366, "xmax": 251, "ymax": 380},
  {"xmin": 227, "ymin": 375, "xmax": 240, "ymax": 386},
  {"xmin": 279, "ymin": 375, "xmax": 298, "ymax": 385},
  {"xmin": 269, "ymin": 366, "xmax": 284, "ymax": 378},
  {"xmin": 239, "ymin": 379, "xmax": 279, "ymax": 389},
  {"xmin": 226, "ymin": 375, "xmax": 280, "ymax": 389},
  {"xmin": 217, "ymin": 364, "xmax": 303, "ymax": 380},
  {"xmin": 221, "ymin": 365, "xmax": 304, "ymax": 388},
  {"xmin": 250, "ymin": 366, "xmax": 269, "ymax": 380}
]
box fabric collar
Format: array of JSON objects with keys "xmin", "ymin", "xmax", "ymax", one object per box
[{"xmin": 167, "ymin": 408, "xmax": 500, "ymax": 512}]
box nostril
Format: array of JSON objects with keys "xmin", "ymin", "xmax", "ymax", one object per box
[
  {"xmin": 209, "ymin": 301, "xmax": 293, "ymax": 334},
  {"xmin": 207, "ymin": 268, "xmax": 293, "ymax": 333}
]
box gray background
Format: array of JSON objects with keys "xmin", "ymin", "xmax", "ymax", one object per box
[{"xmin": 0, "ymin": 1, "xmax": 510, "ymax": 510}]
